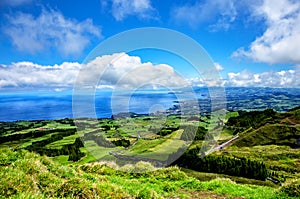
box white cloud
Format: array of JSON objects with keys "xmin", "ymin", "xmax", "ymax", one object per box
[
  {"xmin": 232, "ymin": 0, "xmax": 300, "ymax": 64},
  {"xmin": 77, "ymin": 53, "xmax": 189, "ymax": 89},
  {"xmin": 103, "ymin": 0, "xmax": 157, "ymax": 21},
  {"xmin": 3, "ymin": 9, "xmax": 101, "ymax": 56},
  {"xmin": 2, "ymin": 53, "xmax": 298, "ymax": 90},
  {"xmin": 226, "ymin": 67, "xmax": 300, "ymax": 88},
  {"xmin": 189, "ymin": 77, "xmax": 225, "ymax": 87},
  {"xmin": 0, "ymin": 61, "xmax": 81, "ymax": 89},
  {"xmin": 214, "ymin": 62, "xmax": 224, "ymax": 71},
  {"xmin": 172, "ymin": 0, "xmax": 237, "ymax": 30},
  {"xmin": 0, "ymin": 53, "xmax": 190, "ymax": 90}
]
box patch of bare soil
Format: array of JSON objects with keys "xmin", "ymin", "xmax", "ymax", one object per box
[{"xmin": 169, "ymin": 190, "xmax": 246, "ymax": 199}]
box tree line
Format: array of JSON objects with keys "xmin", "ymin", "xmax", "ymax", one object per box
[
  {"xmin": 0, "ymin": 128, "xmax": 76, "ymax": 144},
  {"xmin": 25, "ymin": 129, "xmax": 84, "ymax": 161},
  {"xmin": 171, "ymin": 147, "xmax": 269, "ymax": 180},
  {"xmin": 226, "ymin": 109, "xmax": 277, "ymax": 134},
  {"xmin": 26, "ymin": 136, "xmax": 84, "ymax": 162}
]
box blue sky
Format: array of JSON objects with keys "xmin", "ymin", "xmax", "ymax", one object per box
[{"xmin": 0, "ymin": 0, "xmax": 299, "ymax": 90}]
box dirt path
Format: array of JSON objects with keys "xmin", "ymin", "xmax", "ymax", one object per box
[
  {"xmin": 280, "ymin": 117, "xmax": 297, "ymax": 125},
  {"xmin": 206, "ymin": 135, "xmax": 239, "ymax": 155},
  {"xmin": 170, "ymin": 190, "xmax": 245, "ymax": 199},
  {"xmin": 285, "ymin": 117, "xmax": 297, "ymax": 125}
]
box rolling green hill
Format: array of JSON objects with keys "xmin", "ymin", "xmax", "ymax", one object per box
[
  {"xmin": 233, "ymin": 124, "xmax": 300, "ymax": 147},
  {"xmin": 0, "ymin": 148, "xmax": 296, "ymax": 199},
  {"xmin": 226, "ymin": 107, "xmax": 300, "ymax": 148},
  {"xmin": 0, "ymin": 108, "xmax": 300, "ymax": 198}
]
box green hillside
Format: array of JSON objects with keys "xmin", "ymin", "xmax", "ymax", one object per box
[
  {"xmin": 226, "ymin": 107, "xmax": 300, "ymax": 148},
  {"xmin": 0, "ymin": 149, "xmax": 295, "ymax": 199},
  {"xmin": 0, "ymin": 108, "xmax": 300, "ymax": 198},
  {"xmin": 233, "ymin": 124, "xmax": 300, "ymax": 147},
  {"xmin": 208, "ymin": 107, "xmax": 300, "ymax": 190}
]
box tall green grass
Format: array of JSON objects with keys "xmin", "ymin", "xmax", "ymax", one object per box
[{"xmin": 0, "ymin": 148, "xmax": 296, "ymax": 199}]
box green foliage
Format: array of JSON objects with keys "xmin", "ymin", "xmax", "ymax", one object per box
[
  {"xmin": 137, "ymin": 187, "xmax": 160, "ymax": 199},
  {"xmin": 226, "ymin": 108, "xmax": 277, "ymax": 132},
  {"xmin": 279, "ymin": 178, "xmax": 300, "ymax": 197},
  {"xmin": 215, "ymin": 145, "xmax": 300, "ymax": 183},
  {"xmin": 112, "ymin": 138, "xmax": 130, "ymax": 147},
  {"xmin": 180, "ymin": 125, "xmax": 208, "ymax": 141},
  {"xmin": 234, "ymin": 124, "xmax": 300, "ymax": 147},
  {"xmin": 289, "ymin": 106, "xmax": 300, "ymax": 112},
  {"xmin": 183, "ymin": 168, "xmax": 277, "ymax": 187},
  {"xmin": 0, "ymin": 149, "xmax": 296, "ymax": 199},
  {"xmin": 159, "ymin": 129, "xmax": 173, "ymax": 136},
  {"xmin": 0, "ymin": 127, "xmax": 76, "ymax": 144},
  {"xmin": 0, "ymin": 109, "xmax": 299, "ymax": 198},
  {"xmin": 201, "ymin": 178, "xmax": 292, "ymax": 199},
  {"xmin": 174, "ymin": 148, "xmax": 269, "ymax": 180},
  {"xmin": 84, "ymin": 131, "xmax": 114, "ymax": 148}
]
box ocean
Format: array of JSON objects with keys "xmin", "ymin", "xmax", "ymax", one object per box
[
  {"xmin": 0, "ymin": 87, "xmax": 299, "ymax": 121},
  {"xmin": 0, "ymin": 90, "xmax": 179, "ymax": 121}
]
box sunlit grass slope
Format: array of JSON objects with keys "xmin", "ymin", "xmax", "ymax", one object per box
[{"xmin": 0, "ymin": 148, "xmax": 296, "ymax": 199}]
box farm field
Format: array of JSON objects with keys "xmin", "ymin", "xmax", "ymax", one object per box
[{"xmin": 0, "ymin": 107, "xmax": 299, "ymax": 198}]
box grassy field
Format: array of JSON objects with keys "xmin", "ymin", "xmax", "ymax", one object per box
[
  {"xmin": 0, "ymin": 148, "xmax": 296, "ymax": 199},
  {"xmin": 215, "ymin": 145, "xmax": 300, "ymax": 181},
  {"xmin": 0, "ymin": 109, "xmax": 300, "ymax": 198},
  {"xmin": 133, "ymin": 130, "xmax": 186, "ymax": 161},
  {"xmin": 46, "ymin": 134, "xmax": 79, "ymax": 149}
]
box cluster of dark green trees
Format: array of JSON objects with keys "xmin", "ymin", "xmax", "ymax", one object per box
[
  {"xmin": 0, "ymin": 128, "xmax": 76, "ymax": 144},
  {"xmin": 0, "ymin": 119, "xmax": 75, "ymax": 136},
  {"xmin": 0, "ymin": 121, "xmax": 36, "ymax": 135},
  {"xmin": 0, "ymin": 121, "xmax": 45, "ymax": 136},
  {"xmin": 226, "ymin": 109, "xmax": 277, "ymax": 134},
  {"xmin": 83, "ymin": 129, "xmax": 115, "ymax": 148},
  {"xmin": 148, "ymin": 125, "xmax": 179, "ymax": 136},
  {"xmin": 111, "ymin": 138, "xmax": 130, "ymax": 147},
  {"xmin": 28, "ymin": 129, "xmax": 76, "ymax": 148},
  {"xmin": 172, "ymin": 147, "xmax": 269, "ymax": 180},
  {"xmin": 180, "ymin": 125, "xmax": 209, "ymax": 141},
  {"xmin": 67, "ymin": 138, "xmax": 85, "ymax": 161},
  {"xmin": 83, "ymin": 129, "xmax": 131, "ymax": 148},
  {"xmin": 26, "ymin": 135, "xmax": 84, "ymax": 161},
  {"xmin": 24, "ymin": 129, "xmax": 85, "ymax": 161},
  {"xmin": 151, "ymin": 121, "xmax": 208, "ymax": 139},
  {"xmin": 55, "ymin": 118, "xmax": 76, "ymax": 126},
  {"xmin": 158, "ymin": 126, "xmax": 179, "ymax": 136}
]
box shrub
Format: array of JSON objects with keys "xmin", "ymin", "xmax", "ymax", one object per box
[
  {"xmin": 154, "ymin": 167, "xmax": 188, "ymax": 181},
  {"xmin": 137, "ymin": 187, "xmax": 160, "ymax": 199},
  {"xmin": 132, "ymin": 161, "xmax": 155, "ymax": 173},
  {"xmin": 120, "ymin": 164, "xmax": 135, "ymax": 173},
  {"xmin": 0, "ymin": 148, "xmax": 21, "ymax": 166},
  {"xmin": 279, "ymin": 178, "xmax": 300, "ymax": 197}
]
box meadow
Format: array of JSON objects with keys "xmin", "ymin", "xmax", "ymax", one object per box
[{"xmin": 0, "ymin": 107, "xmax": 299, "ymax": 198}]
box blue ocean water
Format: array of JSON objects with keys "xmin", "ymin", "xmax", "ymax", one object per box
[
  {"xmin": 0, "ymin": 90, "xmax": 179, "ymax": 121},
  {"xmin": 0, "ymin": 87, "xmax": 299, "ymax": 121}
]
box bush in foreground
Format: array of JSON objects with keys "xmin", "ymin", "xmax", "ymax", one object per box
[{"xmin": 279, "ymin": 179, "xmax": 300, "ymax": 197}]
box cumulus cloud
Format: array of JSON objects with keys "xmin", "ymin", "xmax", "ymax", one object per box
[
  {"xmin": 172, "ymin": 0, "xmax": 237, "ymax": 30},
  {"xmin": 3, "ymin": 9, "xmax": 101, "ymax": 56},
  {"xmin": 1, "ymin": 53, "xmax": 298, "ymax": 90},
  {"xmin": 226, "ymin": 67, "xmax": 300, "ymax": 88},
  {"xmin": 232, "ymin": 0, "xmax": 300, "ymax": 64},
  {"xmin": 0, "ymin": 61, "xmax": 81, "ymax": 89},
  {"xmin": 76, "ymin": 53, "xmax": 189, "ymax": 89},
  {"xmin": 189, "ymin": 77, "xmax": 225, "ymax": 87},
  {"xmin": 214, "ymin": 62, "xmax": 224, "ymax": 71},
  {"xmin": 102, "ymin": 0, "xmax": 157, "ymax": 21},
  {"xmin": 0, "ymin": 53, "xmax": 190, "ymax": 90}
]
